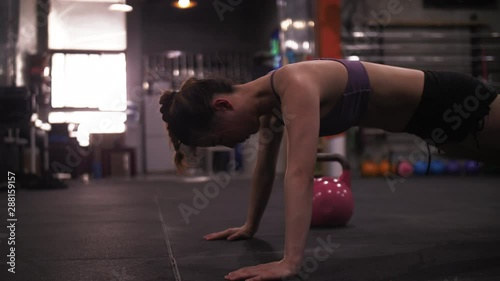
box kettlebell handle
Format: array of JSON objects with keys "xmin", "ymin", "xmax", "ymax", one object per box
[{"xmin": 316, "ymin": 153, "xmax": 351, "ymax": 186}]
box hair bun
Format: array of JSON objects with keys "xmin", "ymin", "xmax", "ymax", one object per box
[
  {"xmin": 159, "ymin": 90, "xmax": 177, "ymax": 119},
  {"xmin": 159, "ymin": 90, "xmax": 177, "ymax": 105}
]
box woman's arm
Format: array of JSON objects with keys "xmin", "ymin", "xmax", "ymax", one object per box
[
  {"xmin": 223, "ymin": 67, "xmax": 322, "ymax": 280},
  {"xmin": 203, "ymin": 115, "xmax": 283, "ymax": 242},
  {"xmin": 245, "ymin": 114, "xmax": 284, "ymax": 232},
  {"xmin": 280, "ymin": 70, "xmax": 321, "ymax": 267}
]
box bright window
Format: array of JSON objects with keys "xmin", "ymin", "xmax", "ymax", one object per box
[
  {"xmin": 51, "ymin": 53, "xmax": 127, "ymax": 111},
  {"xmin": 48, "ymin": 1, "xmax": 128, "ymax": 137}
]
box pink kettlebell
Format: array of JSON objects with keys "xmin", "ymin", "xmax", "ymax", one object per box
[{"xmin": 311, "ymin": 154, "xmax": 354, "ymax": 227}]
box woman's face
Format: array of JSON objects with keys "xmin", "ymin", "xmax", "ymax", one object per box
[
  {"xmin": 192, "ymin": 95, "xmax": 260, "ymax": 148},
  {"xmin": 210, "ymin": 110, "xmax": 260, "ymax": 148},
  {"xmin": 193, "ymin": 111, "xmax": 260, "ymax": 148}
]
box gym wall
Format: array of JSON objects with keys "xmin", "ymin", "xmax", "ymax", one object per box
[{"xmin": 344, "ymin": 0, "xmax": 500, "ymax": 31}]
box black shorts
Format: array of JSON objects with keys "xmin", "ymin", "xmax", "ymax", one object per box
[{"xmin": 404, "ymin": 70, "xmax": 498, "ymax": 146}]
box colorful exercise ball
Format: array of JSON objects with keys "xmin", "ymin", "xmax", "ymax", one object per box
[
  {"xmin": 464, "ymin": 160, "xmax": 481, "ymax": 175},
  {"xmin": 430, "ymin": 160, "xmax": 446, "ymax": 175},
  {"xmin": 397, "ymin": 161, "xmax": 414, "ymax": 177},
  {"xmin": 378, "ymin": 159, "xmax": 392, "ymax": 176},
  {"xmin": 361, "ymin": 160, "xmax": 378, "ymax": 177},
  {"xmin": 413, "ymin": 161, "xmax": 428, "ymax": 175}
]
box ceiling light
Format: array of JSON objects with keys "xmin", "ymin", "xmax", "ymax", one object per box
[
  {"xmin": 109, "ymin": 1, "xmax": 133, "ymax": 12},
  {"xmin": 172, "ymin": 0, "xmax": 197, "ymax": 9}
]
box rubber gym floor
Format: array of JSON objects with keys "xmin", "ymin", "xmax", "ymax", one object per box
[{"xmin": 1, "ymin": 175, "xmax": 499, "ymax": 281}]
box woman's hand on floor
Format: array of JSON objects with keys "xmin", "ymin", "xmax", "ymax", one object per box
[
  {"xmin": 203, "ymin": 223, "xmax": 256, "ymax": 241},
  {"xmin": 224, "ymin": 259, "xmax": 299, "ymax": 281}
]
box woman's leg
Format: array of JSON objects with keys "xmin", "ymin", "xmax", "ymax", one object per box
[
  {"xmin": 439, "ymin": 95, "xmax": 500, "ymax": 164},
  {"xmin": 403, "ymin": 70, "xmax": 499, "ymax": 163},
  {"xmin": 477, "ymin": 95, "xmax": 500, "ymax": 148}
]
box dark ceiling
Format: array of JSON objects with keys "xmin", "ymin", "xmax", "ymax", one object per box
[{"xmin": 141, "ymin": 0, "xmax": 272, "ymax": 24}]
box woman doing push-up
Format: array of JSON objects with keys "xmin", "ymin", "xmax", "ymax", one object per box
[{"xmin": 159, "ymin": 58, "xmax": 500, "ymax": 280}]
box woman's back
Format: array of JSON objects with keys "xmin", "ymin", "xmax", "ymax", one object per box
[{"xmin": 273, "ymin": 59, "xmax": 424, "ymax": 133}]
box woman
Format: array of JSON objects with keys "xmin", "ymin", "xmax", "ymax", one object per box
[{"xmin": 159, "ymin": 58, "xmax": 500, "ymax": 280}]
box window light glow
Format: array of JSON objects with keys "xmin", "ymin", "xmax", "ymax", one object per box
[
  {"xmin": 49, "ymin": 111, "xmax": 127, "ymax": 134},
  {"xmin": 51, "ymin": 53, "xmax": 127, "ymax": 111}
]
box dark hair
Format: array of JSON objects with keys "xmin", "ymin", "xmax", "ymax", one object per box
[{"xmin": 159, "ymin": 77, "xmax": 234, "ymax": 173}]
